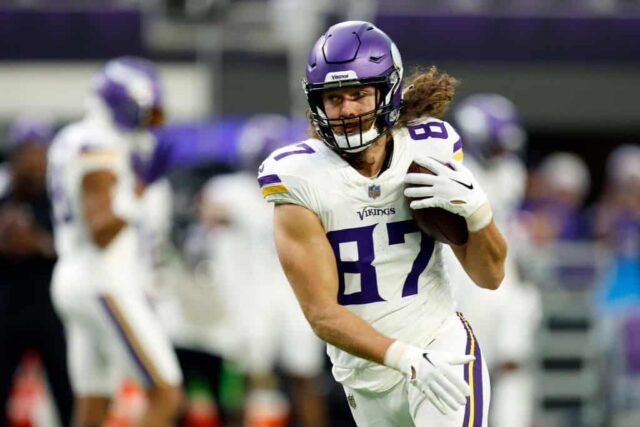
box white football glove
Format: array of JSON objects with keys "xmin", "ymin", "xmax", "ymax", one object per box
[
  {"xmin": 404, "ymin": 156, "xmax": 493, "ymax": 232},
  {"xmin": 384, "ymin": 340, "xmax": 474, "ymax": 414}
]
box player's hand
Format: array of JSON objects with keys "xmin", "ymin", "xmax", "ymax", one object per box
[
  {"xmin": 384, "ymin": 340, "xmax": 474, "ymax": 414},
  {"xmin": 404, "ymin": 156, "xmax": 492, "ymax": 232}
]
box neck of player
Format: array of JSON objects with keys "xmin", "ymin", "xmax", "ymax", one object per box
[{"xmin": 349, "ymin": 134, "xmax": 393, "ymax": 178}]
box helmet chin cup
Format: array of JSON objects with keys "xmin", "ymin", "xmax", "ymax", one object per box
[{"xmin": 333, "ymin": 122, "xmax": 381, "ymax": 153}]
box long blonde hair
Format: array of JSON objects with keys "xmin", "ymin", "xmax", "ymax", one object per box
[{"xmin": 399, "ymin": 65, "xmax": 459, "ymax": 124}]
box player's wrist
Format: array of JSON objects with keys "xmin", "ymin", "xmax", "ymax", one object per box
[
  {"xmin": 465, "ymin": 201, "xmax": 493, "ymax": 232},
  {"xmin": 384, "ymin": 340, "xmax": 415, "ymax": 377}
]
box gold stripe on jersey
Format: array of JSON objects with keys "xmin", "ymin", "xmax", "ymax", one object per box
[
  {"xmin": 79, "ymin": 149, "xmax": 122, "ymax": 159},
  {"xmin": 453, "ymin": 149, "xmax": 464, "ymax": 162},
  {"xmin": 102, "ymin": 294, "xmax": 168, "ymax": 387},
  {"xmin": 261, "ymin": 184, "xmax": 289, "ymax": 197}
]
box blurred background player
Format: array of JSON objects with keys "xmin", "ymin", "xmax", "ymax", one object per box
[
  {"xmin": 139, "ymin": 173, "xmax": 244, "ymax": 427},
  {"xmin": 520, "ymin": 151, "xmax": 592, "ymax": 245},
  {"xmin": 0, "ymin": 115, "xmax": 73, "ymax": 427},
  {"xmin": 593, "ymin": 144, "xmax": 640, "ymax": 422},
  {"xmin": 448, "ymin": 94, "xmax": 541, "ymax": 427},
  {"xmin": 199, "ymin": 114, "xmax": 328, "ymax": 427},
  {"xmin": 47, "ymin": 56, "xmax": 183, "ymax": 427}
]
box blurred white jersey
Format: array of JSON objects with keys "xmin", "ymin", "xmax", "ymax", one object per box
[
  {"xmin": 259, "ymin": 116, "xmax": 463, "ymax": 391},
  {"xmin": 137, "ymin": 178, "xmax": 173, "ymax": 290},
  {"xmin": 202, "ymin": 172, "xmax": 324, "ymax": 376},
  {"xmin": 47, "ymin": 115, "xmax": 182, "ymax": 393},
  {"xmin": 464, "ymin": 156, "xmax": 526, "ymax": 227},
  {"xmin": 47, "ymin": 114, "xmax": 142, "ymax": 270}
]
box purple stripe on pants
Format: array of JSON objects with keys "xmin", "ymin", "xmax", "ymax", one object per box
[
  {"xmin": 99, "ymin": 295, "xmax": 154, "ymax": 387},
  {"xmin": 473, "ymin": 333, "xmax": 484, "ymax": 427},
  {"xmin": 458, "ymin": 312, "xmax": 483, "ymax": 427}
]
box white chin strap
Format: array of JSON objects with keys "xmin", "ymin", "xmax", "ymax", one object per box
[{"xmin": 334, "ymin": 123, "xmax": 381, "ymax": 153}]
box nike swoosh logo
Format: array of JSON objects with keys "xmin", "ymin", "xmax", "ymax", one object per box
[
  {"xmin": 451, "ymin": 178, "xmax": 473, "ymax": 190},
  {"xmin": 422, "ymin": 353, "xmax": 435, "ymax": 366}
]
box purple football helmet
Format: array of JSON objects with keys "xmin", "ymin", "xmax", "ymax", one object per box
[
  {"xmin": 92, "ymin": 56, "xmax": 164, "ymax": 131},
  {"xmin": 453, "ymin": 94, "xmax": 526, "ymax": 162},
  {"xmin": 304, "ymin": 21, "xmax": 403, "ymax": 153},
  {"xmin": 237, "ymin": 114, "xmax": 291, "ymax": 169}
]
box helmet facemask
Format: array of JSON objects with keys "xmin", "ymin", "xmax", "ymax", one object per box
[{"xmin": 305, "ymin": 68, "xmax": 402, "ymax": 153}]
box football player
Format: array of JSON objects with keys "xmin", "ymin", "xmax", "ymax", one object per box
[
  {"xmin": 258, "ymin": 21, "xmax": 507, "ymax": 426},
  {"xmin": 448, "ymin": 94, "xmax": 541, "ymax": 427},
  {"xmin": 47, "ymin": 57, "xmax": 183, "ymax": 427}
]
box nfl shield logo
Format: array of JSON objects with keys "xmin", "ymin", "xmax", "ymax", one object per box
[{"xmin": 368, "ymin": 184, "xmax": 381, "ymax": 199}]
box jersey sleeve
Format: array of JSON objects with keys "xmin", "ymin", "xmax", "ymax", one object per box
[
  {"xmin": 256, "ymin": 143, "xmax": 320, "ymax": 213},
  {"xmin": 406, "ymin": 117, "xmax": 464, "ymax": 164},
  {"xmin": 75, "ymin": 147, "xmax": 125, "ymax": 174},
  {"xmin": 449, "ymin": 122, "xmax": 464, "ymax": 163},
  {"xmin": 50, "ymin": 124, "xmax": 126, "ymax": 179}
]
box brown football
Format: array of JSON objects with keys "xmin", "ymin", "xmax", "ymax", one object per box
[{"xmin": 405, "ymin": 161, "xmax": 469, "ymax": 245}]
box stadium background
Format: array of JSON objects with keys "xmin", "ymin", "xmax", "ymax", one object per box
[{"xmin": 0, "ymin": 1, "xmax": 639, "ymax": 427}]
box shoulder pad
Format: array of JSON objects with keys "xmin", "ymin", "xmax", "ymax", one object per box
[
  {"xmin": 257, "ymin": 139, "xmax": 325, "ymax": 208},
  {"xmin": 398, "ymin": 117, "xmax": 463, "ymax": 163}
]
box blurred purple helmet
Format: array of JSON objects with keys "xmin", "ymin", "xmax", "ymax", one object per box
[
  {"xmin": 453, "ymin": 94, "xmax": 526, "ymax": 161},
  {"xmin": 7, "ymin": 114, "xmax": 54, "ymax": 151},
  {"xmin": 304, "ymin": 21, "xmax": 403, "ymax": 153},
  {"xmin": 92, "ymin": 56, "xmax": 164, "ymax": 131},
  {"xmin": 237, "ymin": 114, "xmax": 291, "ymax": 168}
]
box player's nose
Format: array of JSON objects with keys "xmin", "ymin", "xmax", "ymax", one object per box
[{"xmin": 339, "ymin": 99, "xmax": 360, "ymax": 117}]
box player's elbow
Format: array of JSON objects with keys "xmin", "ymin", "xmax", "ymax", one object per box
[
  {"xmin": 87, "ymin": 215, "xmax": 126, "ymax": 248},
  {"xmin": 483, "ymin": 267, "xmax": 505, "ymax": 290},
  {"xmin": 304, "ymin": 305, "xmax": 336, "ymax": 341}
]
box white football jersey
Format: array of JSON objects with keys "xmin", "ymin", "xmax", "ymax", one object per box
[
  {"xmin": 259, "ymin": 116, "xmax": 463, "ymax": 391},
  {"xmin": 200, "ymin": 172, "xmax": 324, "ymax": 371},
  {"xmin": 47, "ymin": 115, "xmax": 145, "ymax": 290}
]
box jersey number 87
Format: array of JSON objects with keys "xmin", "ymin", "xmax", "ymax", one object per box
[{"xmin": 327, "ymin": 220, "xmax": 434, "ymax": 305}]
